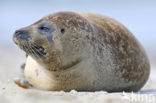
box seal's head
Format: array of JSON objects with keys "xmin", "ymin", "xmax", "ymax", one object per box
[{"xmin": 13, "ymin": 12, "xmax": 93, "ymax": 71}]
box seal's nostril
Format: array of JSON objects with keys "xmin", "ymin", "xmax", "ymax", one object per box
[
  {"xmin": 14, "ymin": 29, "xmax": 30, "ymax": 41},
  {"xmin": 15, "ymin": 30, "xmax": 23, "ymax": 35}
]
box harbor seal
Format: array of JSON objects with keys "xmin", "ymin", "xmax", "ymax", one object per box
[{"xmin": 13, "ymin": 11, "xmax": 150, "ymax": 92}]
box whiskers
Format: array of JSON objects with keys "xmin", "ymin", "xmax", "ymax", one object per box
[{"xmin": 18, "ymin": 40, "xmax": 46, "ymax": 58}]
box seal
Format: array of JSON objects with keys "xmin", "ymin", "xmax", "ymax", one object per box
[{"xmin": 13, "ymin": 11, "xmax": 150, "ymax": 92}]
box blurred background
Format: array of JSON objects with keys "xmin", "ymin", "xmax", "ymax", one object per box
[{"xmin": 0, "ymin": 0, "xmax": 156, "ymax": 67}]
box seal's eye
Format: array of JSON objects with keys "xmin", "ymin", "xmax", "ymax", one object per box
[
  {"xmin": 61, "ymin": 28, "xmax": 65, "ymax": 34},
  {"xmin": 37, "ymin": 22, "xmax": 54, "ymax": 35},
  {"xmin": 39, "ymin": 26, "xmax": 50, "ymax": 32}
]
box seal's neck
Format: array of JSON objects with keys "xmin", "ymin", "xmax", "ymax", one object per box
[{"xmin": 49, "ymin": 58, "xmax": 97, "ymax": 91}]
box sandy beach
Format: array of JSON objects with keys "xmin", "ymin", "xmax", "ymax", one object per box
[{"xmin": 0, "ymin": 45, "xmax": 156, "ymax": 103}]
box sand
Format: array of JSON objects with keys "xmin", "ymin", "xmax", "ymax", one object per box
[{"xmin": 0, "ymin": 45, "xmax": 156, "ymax": 103}]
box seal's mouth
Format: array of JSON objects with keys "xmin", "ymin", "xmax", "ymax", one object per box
[
  {"xmin": 13, "ymin": 29, "xmax": 47, "ymax": 58},
  {"xmin": 15, "ymin": 40, "xmax": 46, "ymax": 59}
]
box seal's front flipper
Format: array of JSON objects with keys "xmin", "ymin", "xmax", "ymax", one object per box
[{"xmin": 14, "ymin": 78, "xmax": 32, "ymax": 89}]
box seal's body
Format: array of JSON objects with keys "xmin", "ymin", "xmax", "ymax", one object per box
[{"xmin": 13, "ymin": 12, "xmax": 150, "ymax": 92}]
